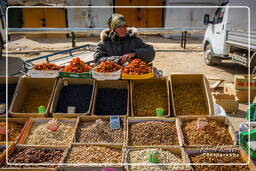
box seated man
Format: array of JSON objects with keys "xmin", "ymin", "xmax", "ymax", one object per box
[{"xmin": 93, "ymin": 14, "xmax": 155, "ymax": 65}]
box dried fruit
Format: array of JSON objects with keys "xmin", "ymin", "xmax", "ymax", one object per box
[
  {"xmin": 63, "ymin": 57, "xmax": 92, "ymax": 73},
  {"xmin": 123, "ymin": 59, "xmax": 152, "ymax": 75},
  {"xmin": 94, "ymin": 60, "xmax": 122, "ymax": 72},
  {"xmin": 182, "ymin": 118, "xmax": 234, "ymax": 146},
  {"xmin": 173, "ymin": 83, "xmax": 208, "ymax": 116},
  {"xmin": 32, "ymin": 62, "xmax": 61, "ymax": 71},
  {"xmin": 0, "ymin": 121, "xmax": 23, "ymax": 142},
  {"xmin": 129, "ymin": 121, "xmax": 179, "ymax": 146}
]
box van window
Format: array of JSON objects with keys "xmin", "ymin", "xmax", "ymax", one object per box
[{"xmin": 213, "ymin": 7, "xmax": 226, "ymax": 24}]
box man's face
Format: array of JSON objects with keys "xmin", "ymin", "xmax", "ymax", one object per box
[{"xmin": 115, "ymin": 25, "xmax": 128, "ymax": 38}]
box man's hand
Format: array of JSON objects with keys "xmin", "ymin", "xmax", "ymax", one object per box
[{"xmin": 119, "ymin": 52, "xmax": 136, "ymax": 64}]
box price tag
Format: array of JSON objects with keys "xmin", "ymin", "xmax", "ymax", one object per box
[
  {"xmin": 110, "ymin": 116, "xmax": 120, "ymax": 130},
  {"xmin": 0, "ymin": 104, "xmax": 6, "ymax": 113},
  {"xmin": 67, "ymin": 106, "xmax": 76, "ymax": 113}
]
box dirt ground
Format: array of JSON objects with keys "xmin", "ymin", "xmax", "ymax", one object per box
[{"xmin": 0, "ymin": 35, "xmax": 249, "ymax": 131}]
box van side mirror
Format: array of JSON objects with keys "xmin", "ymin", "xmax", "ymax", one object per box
[{"xmin": 204, "ymin": 14, "xmax": 212, "ymax": 25}]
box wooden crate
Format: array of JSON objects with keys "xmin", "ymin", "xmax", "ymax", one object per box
[
  {"xmin": 177, "ymin": 116, "xmax": 237, "ymax": 147},
  {"xmin": 125, "ymin": 146, "xmax": 192, "ymax": 171},
  {"xmin": 130, "ymin": 77, "xmax": 171, "ymax": 117},
  {"xmin": 51, "ymin": 78, "xmax": 95, "ymax": 118},
  {"xmin": 9, "ymin": 77, "xmax": 58, "ymax": 117},
  {"xmin": 91, "ymin": 80, "xmax": 130, "ymax": 116},
  {"xmin": 169, "ymin": 74, "xmax": 214, "ymax": 116},
  {"xmin": 17, "ymin": 117, "xmax": 78, "ymax": 147},
  {"xmin": 127, "ymin": 117, "xmax": 182, "ymax": 147},
  {"xmin": 73, "ymin": 116, "xmax": 127, "ymax": 145}
]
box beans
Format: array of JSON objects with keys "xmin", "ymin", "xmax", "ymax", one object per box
[
  {"xmin": 122, "ymin": 59, "xmax": 152, "ymax": 75},
  {"xmin": 133, "ymin": 82, "xmax": 168, "ymax": 116},
  {"xmin": 20, "ymin": 88, "xmax": 52, "ymax": 113},
  {"xmin": 63, "ymin": 58, "xmax": 92, "ymax": 73},
  {"xmin": 76, "ymin": 119, "xmax": 124, "ymax": 143},
  {"xmin": 182, "ymin": 118, "xmax": 234, "ymax": 146},
  {"xmin": 66, "ymin": 145, "xmax": 122, "ymax": 164},
  {"xmin": 0, "ymin": 84, "xmax": 17, "ymax": 113},
  {"xmin": 55, "ymin": 84, "xmax": 93, "ymax": 113},
  {"xmin": 129, "ymin": 121, "xmax": 179, "ymax": 146},
  {"xmin": 0, "ymin": 148, "xmax": 5, "ymax": 154},
  {"xmin": 0, "ymin": 121, "xmax": 23, "ymax": 141},
  {"xmin": 1, "ymin": 148, "xmax": 63, "ymax": 168},
  {"xmin": 25, "ymin": 120, "xmax": 75, "ymax": 146},
  {"xmin": 173, "ymin": 83, "xmax": 208, "ymax": 116},
  {"xmin": 190, "ymin": 152, "xmax": 250, "ymax": 171},
  {"xmin": 128, "ymin": 148, "xmax": 190, "ymax": 171},
  {"xmin": 94, "ymin": 61, "xmax": 122, "ymax": 72},
  {"xmin": 95, "ymin": 88, "xmax": 127, "ymax": 115}
]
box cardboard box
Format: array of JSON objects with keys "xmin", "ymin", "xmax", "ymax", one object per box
[
  {"xmin": 130, "ymin": 77, "xmax": 171, "ymax": 117},
  {"xmin": 213, "ymin": 93, "xmax": 239, "ymax": 113},
  {"xmin": 91, "ymin": 80, "xmax": 130, "ymax": 116},
  {"xmin": 73, "ymin": 116, "xmax": 127, "ymax": 145},
  {"xmin": 121, "ymin": 66, "xmax": 154, "ymax": 80},
  {"xmin": 0, "ymin": 76, "xmax": 20, "ymax": 115},
  {"xmin": 127, "ymin": 117, "xmax": 182, "ymax": 147},
  {"xmin": 17, "ymin": 117, "xmax": 77, "ymax": 147},
  {"xmin": 59, "ymin": 71, "xmax": 92, "ymax": 79},
  {"xmin": 92, "ymin": 68, "xmax": 121, "ymax": 80},
  {"xmin": 235, "ymin": 89, "xmax": 256, "ymax": 103},
  {"xmin": 0, "ymin": 118, "xmax": 29, "ymax": 144},
  {"xmin": 51, "ymin": 78, "xmax": 95, "ymax": 118},
  {"xmin": 125, "ymin": 147, "xmax": 192, "ymax": 171},
  {"xmin": 234, "ymin": 74, "xmax": 256, "ymax": 90},
  {"xmin": 27, "ymin": 70, "xmax": 59, "ymax": 78},
  {"xmin": 9, "ymin": 77, "xmax": 57, "ymax": 117},
  {"xmin": 185, "ymin": 146, "xmax": 256, "ymax": 170},
  {"xmin": 177, "ymin": 116, "xmax": 237, "ymax": 147},
  {"xmin": 169, "ymin": 74, "xmax": 214, "ymax": 116},
  {"xmin": 0, "ymin": 144, "xmax": 63, "ymax": 171}
]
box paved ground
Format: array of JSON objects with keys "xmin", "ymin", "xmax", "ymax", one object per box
[{"xmin": 1, "ymin": 35, "xmax": 249, "ymax": 131}]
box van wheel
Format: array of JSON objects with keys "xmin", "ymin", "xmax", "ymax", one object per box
[{"xmin": 204, "ymin": 44, "xmax": 221, "ymax": 66}]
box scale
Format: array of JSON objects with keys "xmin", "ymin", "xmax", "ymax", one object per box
[{"xmin": 110, "ymin": 116, "xmax": 121, "ymax": 130}]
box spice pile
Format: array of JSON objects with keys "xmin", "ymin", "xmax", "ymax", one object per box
[
  {"xmin": 6, "ymin": 148, "xmax": 63, "ymax": 165},
  {"xmin": 63, "ymin": 58, "xmax": 92, "ymax": 73},
  {"xmin": 32, "ymin": 62, "xmax": 61, "ymax": 71},
  {"xmin": 95, "ymin": 88, "xmax": 127, "ymax": 115},
  {"xmin": 173, "ymin": 83, "xmax": 208, "ymax": 115},
  {"xmin": 128, "ymin": 148, "xmax": 189, "ymax": 171},
  {"xmin": 133, "ymin": 81, "xmax": 168, "ymax": 116},
  {"xmin": 55, "ymin": 84, "xmax": 93, "ymax": 113},
  {"xmin": 129, "ymin": 121, "xmax": 178, "ymax": 146},
  {"xmin": 20, "ymin": 89, "xmax": 52, "ymax": 113},
  {"xmin": 182, "ymin": 118, "xmax": 234, "ymax": 146},
  {"xmin": 76, "ymin": 119, "xmax": 124, "ymax": 143},
  {"xmin": 0, "ymin": 83, "xmax": 17, "ymax": 113},
  {"xmin": 123, "ymin": 59, "xmax": 152, "ymax": 75},
  {"xmin": 94, "ymin": 61, "xmax": 122, "ymax": 72},
  {"xmin": 66, "ymin": 145, "xmax": 122, "ymax": 163},
  {"xmin": 0, "ymin": 121, "xmax": 23, "ymax": 141},
  {"xmin": 25, "ymin": 119, "xmax": 75, "ymax": 146},
  {"xmin": 190, "ymin": 152, "xmax": 250, "ymax": 171}
]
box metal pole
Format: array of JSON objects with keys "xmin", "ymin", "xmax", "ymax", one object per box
[{"xmin": 71, "ymin": 32, "xmax": 76, "ymax": 48}]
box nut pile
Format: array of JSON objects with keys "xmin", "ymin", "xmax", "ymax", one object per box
[
  {"xmin": 94, "ymin": 61, "xmax": 122, "ymax": 72},
  {"xmin": 122, "ymin": 59, "xmax": 152, "ymax": 75},
  {"xmin": 128, "ymin": 148, "xmax": 189, "ymax": 171},
  {"xmin": 190, "ymin": 152, "xmax": 250, "ymax": 171},
  {"xmin": 32, "ymin": 62, "xmax": 61, "ymax": 71},
  {"xmin": 63, "ymin": 57, "xmax": 92, "ymax": 73},
  {"xmin": 95, "ymin": 88, "xmax": 127, "ymax": 115},
  {"xmin": 129, "ymin": 121, "xmax": 178, "ymax": 146},
  {"xmin": 0, "ymin": 147, "xmax": 5, "ymax": 154},
  {"xmin": 55, "ymin": 84, "xmax": 93, "ymax": 113},
  {"xmin": 25, "ymin": 119, "xmax": 75, "ymax": 146},
  {"xmin": 173, "ymin": 83, "xmax": 208, "ymax": 115},
  {"xmin": 133, "ymin": 82, "xmax": 168, "ymax": 116},
  {"xmin": 5, "ymin": 148, "xmax": 63, "ymax": 165},
  {"xmin": 0, "ymin": 83, "xmax": 17, "ymax": 113},
  {"xmin": 0, "ymin": 121, "xmax": 23, "ymax": 141},
  {"xmin": 20, "ymin": 88, "xmax": 52, "ymax": 113},
  {"xmin": 76, "ymin": 119, "xmax": 124, "ymax": 143},
  {"xmin": 66, "ymin": 145, "xmax": 122, "ymax": 163},
  {"xmin": 182, "ymin": 118, "xmax": 234, "ymax": 145}
]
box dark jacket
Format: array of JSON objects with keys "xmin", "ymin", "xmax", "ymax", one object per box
[{"xmin": 93, "ymin": 27, "xmax": 155, "ymax": 64}]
